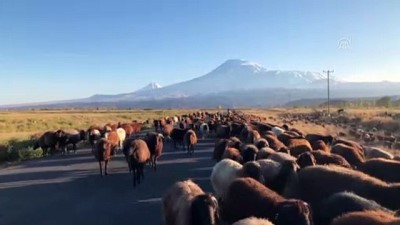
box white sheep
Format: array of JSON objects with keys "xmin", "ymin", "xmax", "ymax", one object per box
[
  {"xmin": 162, "ymin": 179, "xmax": 219, "ymax": 225},
  {"xmin": 271, "ymin": 126, "xmax": 285, "ymax": 137},
  {"xmin": 364, "ymin": 146, "xmax": 393, "ymax": 160},
  {"xmin": 232, "ymin": 217, "xmax": 275, "ymax": 225}
]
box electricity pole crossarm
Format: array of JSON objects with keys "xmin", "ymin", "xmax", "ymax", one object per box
[{"xmin": 323, "ymin": 70, "xmax": 334, "ymax": 116}]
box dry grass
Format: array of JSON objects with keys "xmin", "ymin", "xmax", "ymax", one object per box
[{"xmin": 0, "ymin": 109, "xmax": 205, "ymax": 144}]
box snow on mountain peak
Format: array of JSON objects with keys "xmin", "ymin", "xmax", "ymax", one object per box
[{"xmin": 136, "ymin": 82, "xmax": 162, "ymax": 92}]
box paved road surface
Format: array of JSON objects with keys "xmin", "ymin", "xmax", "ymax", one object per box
[{"xmin": 0, "ymin": 138, "xmax": 216, "ymax": 225}]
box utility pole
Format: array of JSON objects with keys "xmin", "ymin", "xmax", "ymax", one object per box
[{"xmin": 323, "ymin": 70, "xmax": 334, "ymax": 116}]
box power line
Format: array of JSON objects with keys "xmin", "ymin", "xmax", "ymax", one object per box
[{"xmin": 323, "ymin": 70, "xmax": 334, "ymax": 116}]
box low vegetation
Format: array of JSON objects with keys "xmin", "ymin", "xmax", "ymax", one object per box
[{"xmin": 2, "ymin": 107, "xmax": 400, "ymax": 163}]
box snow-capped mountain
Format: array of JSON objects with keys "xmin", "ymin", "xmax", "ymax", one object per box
[
  {"xmin": 125, "ymin": 59, "xmax": 330, "ymax": 100},
  {"xmin": 3, "ymin": 59, "xmax": 400, "ymax": 109},
  {"xmin": 135, "ymin": 82, "xmax": 162, "ymax": 92}
]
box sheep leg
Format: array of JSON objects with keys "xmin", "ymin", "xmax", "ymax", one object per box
[
  {"xmin": 104, "ymin": 160, "xmax": 108, "ymax": 176},
  {"xmin": 42, "ymin": 147, "xmax": 48, "ymax": 157},
  {"xmin": 132, "ymin": 169, "xmax": 137, "ymax": 188},
  {"xmin": 153, "ymin": 157, "xmax": 157, "ymax": 172},
  {"xmin": 140, "ymin": 164, "xmax": 145, "ymax": 181},
  {"xmin": 99, "ymin": 161, "xmax": 103, "ymax": 177},
  {"xmin": 73, "ymin": 144, "xmax": 77, "ymax": 154}
]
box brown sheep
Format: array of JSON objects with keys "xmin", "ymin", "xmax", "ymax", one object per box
[
  {"xmin": 284, "ymin": 165, "xmax": 400, "ymax": 210},
  {"xmin": 222, "ymin": 177, "xmax": 313, "ymax": 225},
  {"xmin": 334, "ymin": 138, "xmax": 365, "ymax": 157},
  {"xmin": 247, "ymin": 130, "xmax": 261, "ymax": 144},
  {"xmin": 144, "ymin": 132, "xmax": 164, "ymax": 171},
  {"xmin": 357, "ymin": 158, "xmax": 400, "ymax": 183},
  {"xmin": 93, "ymin": 138, "xmax": 113, "ymax": 176},
  {"xmin": 33, "ymin": 130, "xmax": 65, "ymax": 156},
  {"xmin": 305, "ymin": 133, "xmax": 334, "ymax": 147},
  {"xmin": 256, "ymin": 147, "xmax": 275, "ymax": 160},
  {"xmin": 241, "ymin": 144, "xmax": 259, "ymax": 163},
  {"xmin": 184, "ymin": 129, "xmax": 198, "ymax": 155},
  {"xmin": 213, "ymin": 137, "xmax": 242, "ymax": 161},
  {"xmin": 105, "ymin": 130, "xmax": 120, "ymax": 151},
  {"xmin": 331, "ymin": 143, "xmax": 364, "ymax": 168},
  {"xmin": 222, "ymin": 147, "xmax": 243, "ymax": 163},
  {"xmin": 310, "ymin": 150, "xmax": 351, "ymax": 168},
  {"xmin": 162, "ymin": 179, "xmax": 220, "ymax": 225},
  {"xmin": 287, "ymin": 138, "xmax": 313, "ymax": 157},
  {"xmin": 331, "ymin": 210, "xmax": 400, "ymax": 225},
  {"xmin": 296, "ymin": 152, "xmax": 317, "ymax": 169},
  {"xmin": 162, "ymin": 124, "xmax": 174, "ymax": 137},
  {"xmin": 123, "ymin": 139, "xmax": 151, "ymax": 188},
  {"xmin": 216, "ymin": 125, "xmax": 231, "ymax": 139},
  {"xmin": 264, "ymin": 134, "xmax": 286, "ymax": 151},
  {"xmin": 311, "ymin": 140, "xmax": 330, "ymax": 152}
]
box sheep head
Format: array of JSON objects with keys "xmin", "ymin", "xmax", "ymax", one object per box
[
  {"xmin": 297, "ymin": 152, "xmax": 317, "ymax": 169},
  {"xmin": 275, "ymin": 199, "xmax": 313, "ymax": 225},
  {"xmin": 190, "ymin": 194, "xmax": 220, "ymax": 225}
]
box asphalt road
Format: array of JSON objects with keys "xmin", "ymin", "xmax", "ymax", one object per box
[{"xmin": 0, "ymin": 138, "xmax": 216, "ymax": 225}]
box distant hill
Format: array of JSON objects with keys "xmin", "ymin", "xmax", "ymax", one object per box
[{"xmin": 2, "ymin": 59, "xmax": 400, "ymax": 109}]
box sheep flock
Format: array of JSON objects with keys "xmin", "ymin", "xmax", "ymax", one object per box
[{"xmin": 32, "ymin": 110, "xmax": 400, "ymax": 225}]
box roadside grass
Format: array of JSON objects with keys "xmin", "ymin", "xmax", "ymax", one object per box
[
  {"xmin": 0, "ymin": 109, "xmax": 213, "ymax": 163},
  {"xmin": 1, "ymin": 107, "xmax": 400, "ymax": 163}
]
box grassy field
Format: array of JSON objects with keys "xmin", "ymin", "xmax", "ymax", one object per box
[{"xmin": 0, "ymin": 109, "xmax": 199, "ymax": 144}]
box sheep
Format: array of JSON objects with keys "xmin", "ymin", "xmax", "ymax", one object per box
[
  {"xmin": 315, "ymin": 192, "xmax": 394, "ymax": 225},
  {"xmin": 241, "ymin": 144, "xmax": 258, "ymax": 163},
  {"xmin": 257, "ymin": 159, "xmax": 281, "ymax": 184},
  {"xmin": 58, "ymin": 129, "xmax": 86, "ymax": 154},
  {"xmin": 231, "ymin": 217, "xmax": 274, "ymax": 225},
  {"xmin": 184, "ymin": 129, "xmax": 198, "ymax": 155},
  {"xmin": 305, "ymin": 133, "xmax": 334, "ymax": 146},
  {"xmin": 283, "ymin": 165, "xmax": 400, "ymax": 210},
  {"xmin": 331, "ymin": 143, "xmax": 364, "ymax": 168},
  {"xmin": 222, "ymin": 177, "xmax": 313, "ymax": 225},
  {"xmin": 331, "ymin": 210, "xmax": 400, "ymax": 225},
  {"xmin": 213, "ymin": 137, "xmax": 242, "ymax": 161},
  {"xmin": 116, "ymin": 127, "xmax": 126, "ymax": 150},
  {"xmin": 210, "ymin": 159, "xmax": 264, "ymax": 201},
  {"xmin": 93, "ymin": 138, "xmax": 113, "ymax": 176},
  {"xmin": 216, "ymin": 124, "xmax": 231, "ymax": 139},
  {"xmin": 87, "ymin": 127, "xmax": 102, "ymax": 152},
  {"xmin": 239, "ymin": 125, "xmax": 252, "ymax": 142},
  {"xmin": 255, "ymin": 138, "xmax": 269, "ymax": 149},
  {"xmin": 296, "ymin": 152, "xmax": 317, "ymax": 169},
  {"xmin": 144, "ymin": 132, "xmax": 164, "ymax": 171},
  {"xmin": 104, "ymin": 130, "xmax": 120, "ymax": 156},
  {"xmin": 309, "ymin": 150, "xmax": 351, "ymax": 168},
  {"xmin": 264, "ymin": 134, "xmax": 286, "ymax": 151},
  {"xmin": 170, "ymin": 128, "xmax": 188, "ymax": 149},
  {"xmin": 271, "ymin": 126, "xmax": 286, "ymax": 136},
  {"xmin": 357, "ymin": 158, "xmax": 400, "ymax": 183},
  {"xmin": 311, "ymin": 140, "xmax": 330, "ymax": 152},
  {"xmin": 162, "ymin": 179, "xmax": 219, "ymax": 225},
  {"xmin": 199, "ymin": 122, "xmax": 210, "ymax": 139},
  {"xmin": 123, "ymin": 139, "xmax": 151, "ymax": 188},
  {"xmin": 333, "ymin": 138, "xmax": 365, "ymax": 157},
  {"xmin": 247, "ymin": 130, "xmax": 261, "ymax": 144},
  {"xmin": 287, "ymin": 138, "xmax": 312, "ymax": 157},
  {"xmin": 364, "ymin": 146, "xmax": 394, "ymax": 160},
  {"xmin": 268, "ymin": 152, "xmax": 296, "ymax": 164},
  {"xmin": 256, "ymin": 147, "xmax": 275, "ymax": 160},
  {"xmin": 33, "ymin": 130, "xmax": 65, "ymax": 156},
  {"xmin": 258, "ymin": 159, "xmax": 299, "ymax": 194},
  {"xmin": 222, "ymin": 147, "xmax": 242, "ymax": 163}
]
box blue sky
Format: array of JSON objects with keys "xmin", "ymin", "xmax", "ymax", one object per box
[{"xmin": 0, "ymin": 0, "xmax": 399, "ymax": 105}]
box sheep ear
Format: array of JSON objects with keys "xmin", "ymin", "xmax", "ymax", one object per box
[{"xmin": 210, "ymin": 195, "xmax": 219, "ymax": 208}]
